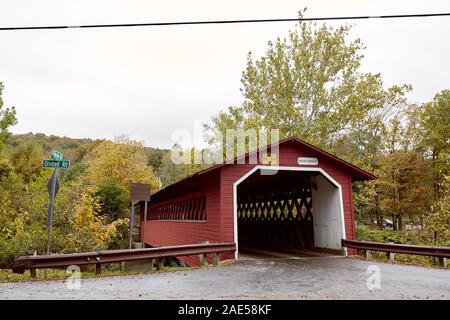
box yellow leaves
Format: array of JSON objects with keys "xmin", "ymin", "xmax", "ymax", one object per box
[
  {"xmin": 425, "ymin": 175, "xmax": 450, "ymax": 244},
  {"xmin": 70, "ymin": 191, "xmax": 108, "ymax": 249},
  {"xmin": 85, "ymin": 137, "xmax": 159, "ymax": 195},
  {"xmin": 73, "ymin": 191, "xmax": 99, "ymax": 228},
  {"xmin": 60, "ymin": 136, "xmax": 161, "ymax": 251},
  {"xmin": 0, "ymin": 210, "xmax": 27, "ymax": 239}
]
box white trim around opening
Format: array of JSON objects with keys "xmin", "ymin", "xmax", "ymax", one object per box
[{"xmin": 232, "ymin": 165, "xmax": 347, "ymax": 259}]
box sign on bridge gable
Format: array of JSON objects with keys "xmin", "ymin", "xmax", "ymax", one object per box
[{"xmin": 297, "ymin": 157, "xmax": 319, "ymax": 166}]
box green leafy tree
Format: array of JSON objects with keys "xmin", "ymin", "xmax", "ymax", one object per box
[
  {"xmin": 158, "ymin": 151, "xmax": 184, "ymax": 187},
  {"xmin": 0, "ymin": 169, "xmax": 51, "ymax": 266},
  {"xmin": 420, "ymin": 90, "xmax": 450, "ymax": 200},
  {"xmin": 63, "ymin": 162, "xmax": 88, "ymax": 183},
  {"xmin": 0, "ymin": 82, "xmax": 17, "ymax": 154},
  {"xmin": 94, "ymin": 181, "xmax": 129, "ymax": 223},
  {"xmin": 425, "ymin": 175, "xmax": 450, "ymax": 246},
  {"xmin": 106, "ymin": 218, "xmax": 130, "ymax": 250},
  {"xmin": 145, "ymin": 147, "xmax": 168, "ymax": 174},
  {"xmin": 158, "ymin": 148, "xmax": 209, "ymax": 187},
  {"xmin": 207, "ymin": 12, "xmax": 410, "ymax": 153}
]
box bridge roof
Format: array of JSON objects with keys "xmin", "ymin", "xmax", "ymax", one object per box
[{"xmin": 149, "ymin": 136, "xmax": 376, "ymax": 203}]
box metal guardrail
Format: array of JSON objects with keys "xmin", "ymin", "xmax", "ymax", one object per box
[
  {"xmin": 342, "ymin": 239, "xmax": 450, "ymax": 266},
  {"xmin": 12, "ymin": 242, "xmax": 236, "ymax": 276}
]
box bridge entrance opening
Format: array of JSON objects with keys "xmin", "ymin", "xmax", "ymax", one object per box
[{"xmin": 235, "ymin": 168, "xmax": 345, "ymax": 259}]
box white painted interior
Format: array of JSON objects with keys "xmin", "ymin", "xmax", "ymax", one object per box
[
  {"xmin": 232, "ymin": 165, "xmax": 347, "ymax": 259},
  {"xmin": 311, "ymin": 175, "xmax": 344, "ymax": 250}
]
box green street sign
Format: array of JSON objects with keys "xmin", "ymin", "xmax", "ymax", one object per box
[
  {"xmin": 42, "ymin": 159, "xmax": 70, "ymax": 169},
  {"xmin": 51, "ymin": 150, "xmax": 63, "ymax": 161}
]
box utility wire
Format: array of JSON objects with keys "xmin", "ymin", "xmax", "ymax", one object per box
[
  {"xmin": 0, "ymin": 12, "xmax": 449, "ymax": 31},
  {"xmin": 383, "ymin": 158, "xmax": 449, "ymax": 171}
]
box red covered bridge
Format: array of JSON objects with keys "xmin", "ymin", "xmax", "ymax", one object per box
[{"xmin": 139, "ymin": 136, "xmax": 375, "ymax": 265}]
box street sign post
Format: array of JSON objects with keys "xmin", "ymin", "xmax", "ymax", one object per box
[
  {"xmin": 42, "ymin": 151, "xmax": 69, "ymax": 277},
  {"xmin": 46, "ymin": 169, "xmax": 58, "ymax": 254},
  {"xmin": 47, "ymin": 170, "xmax": 60, "ymax": 197}
]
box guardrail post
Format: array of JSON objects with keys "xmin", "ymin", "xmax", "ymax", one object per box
[
  {"xmin": 386, "ymin": 251, "xmax": 395, "ymax": 261},
  {"xmin": 95, "ymin": 263, "xmax": 101, "ymax": 275},
  {"xmin": 199, "ymin": 241, "xmax": 209, "ymax": 266},
  {"xmin": 438, "ymin": 257, "xmax": 447, "ymax": 267},
  {"xmin": 30, "ymin": 250, "xmax": 37, "ymax": 278},
  {"xmin": 155, "ymin": 258, "xmax": 164, "ymax": 270},
  {"xmin": 364, "ymin": 249, "xmax": 371, "ymax": 260},
  {"xmin": 199, "ymin": 253, "xmax": 206, "ymax": 266},
  {"xmin": 150, "ymin": 259, "xmax": 155, "ymax": 271},
  {"xmin": 386, "ymin": 242, "xmax": 395, "ymax": 261},
  {"xmin": 212, "ymin": 253, "xmax": 219, "ymax": 266}
]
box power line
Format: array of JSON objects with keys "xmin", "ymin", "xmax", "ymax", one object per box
[
  {"xmin": 384, "ymin": 158, "xmax": 449, "ymax": 171},
  {"xmin": 0, "ymin": 12, "xmax": 449, "ymax": 31},
  {"xmin": 365, "ymin": 158, "xmax": 448, "ymax": 175}
]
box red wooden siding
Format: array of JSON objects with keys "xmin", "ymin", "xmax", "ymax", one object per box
[{"xmin": 142, "ymin": 170, "xmax": 222, "ymax": 265}]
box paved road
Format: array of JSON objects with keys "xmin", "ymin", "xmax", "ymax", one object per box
[{"xmin": 1, "ymin": 257, "xmax": 449, "ymax": 299}]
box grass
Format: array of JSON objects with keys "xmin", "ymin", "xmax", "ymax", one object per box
[
  {"xmin": 356, "ymin": 224, "xmax": 406, "ymax": 244},
  {"xmin": 0, "ymin": 259, "xmax": 236, "ymax": 283},
  {"xmin": 353, "ymin": 252, "xmax": 446, "ymax": 269},
  {"xmin": 355, "ymin": 224, "xmax": 448, "ymax": 269},
  {"xmin": 0, "ymin": 264, "xmax": 193, "ymax": 283}
]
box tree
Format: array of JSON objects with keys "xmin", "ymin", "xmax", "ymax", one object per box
[
  {"xmin": 105, "ymin": 218, "xmax": 129, "ymax": 250},
  {"xmin": 145, "ymin": 147, "xmax": 168, "ymax": 174},
  {"xmin": 7, "ymin": 142, "xmax": 44, "ymax": 183},
  {"xmin": 63, "ymin": 162, "xmax": 88, "ymax": 183},
  {"xmin": 207, "ymin": 12, "xmax": 410, "ymax": 153},
  {"xmin": 94, "ymin": 181, "xmax": 128, "ymax": 223},
  {"xmin": 0, "ymin": 82, "xmax": 17, "ymax": 154},
  {"xmin": 69, "ymin": 188, "xmax": 108, "ymax": 252},
  {"xmin": 378, "ymin": 151, "xmax": 430, "ymax": 230},
  {"xmin": 158, "ymin": 148, "xmax": 209, "ymax": 188},
  {"xmin": 158, "ymin": 151, "xmax": 184, "ymax": 188},
  {"xmin": 205, "ymin": 12, "xmax": 412, "ymax": 231},
  {"xmin": 0, "ymin": 164, "xmax": 27, "ymax": 267},
  {"xmin": 425, "ymin": 175, "xmax": 450, "ymax": 246},
  {"xmin": 420, "ymin": 90, "xmax": 450, "ymax": 201},
  {"xmin": 85, "ymin": 136, "xmax": 160, "ymax": 194}
]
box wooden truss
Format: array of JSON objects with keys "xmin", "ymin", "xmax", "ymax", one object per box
[
  {"xmin": 237, "ymin": 186, "xmax": 314, "ymax": 247},
  {"xmin": 149, "ymin": 195, "xmax": 207, "ymax": 221}
]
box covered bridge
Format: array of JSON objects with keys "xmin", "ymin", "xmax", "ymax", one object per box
[{"xmin": 139, "ymin": 136, "xmax": 375, "ymax": 265}]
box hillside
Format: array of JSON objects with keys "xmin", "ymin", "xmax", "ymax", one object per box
[{"xmin": 9, "ymin": 132, "xmax": 170, "ymax": 173}]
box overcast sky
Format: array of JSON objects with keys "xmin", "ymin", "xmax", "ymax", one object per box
[{"xmin": 1, "ymin": 0, "xmax": 449, "ymax": 148}]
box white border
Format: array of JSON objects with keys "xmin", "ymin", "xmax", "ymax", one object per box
[{"xmin": 232, "ymin": 165, "xmax": 347, "ymax": 259}]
